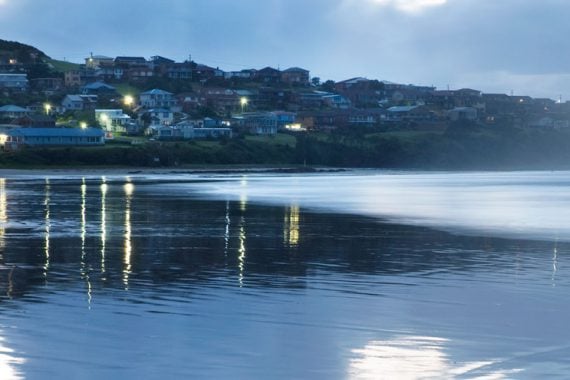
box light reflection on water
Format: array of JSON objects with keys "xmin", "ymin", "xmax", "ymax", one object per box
[
  {"xmin": 43, "ymin": 178, "xmax": 50, "ymax": 278},
  {"xmin": 183, "ymin": 171, "xmax": 570, "ymax": 242},
  {"xmin": 349, "ymin": 336, "xmax": 522, "ymax": 380},
  {"xmin": 0, "ymin": 335, "xmax": 24, "ymax": 380},
  {"xmin": 0, "ymin": 179, "xmax": 7, "ymax": 251},
  {"xmin": 100, "ymin": 180, "xmax": 107, "ymax": 276},
  {"xmin": 0, "ymin": 172, "xmax": 568, "ymax": 378},
  {"xmin": 123, "ymin": 181, "xmax": 134, "ymax": 289}
]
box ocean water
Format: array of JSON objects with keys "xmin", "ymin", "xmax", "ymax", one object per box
[{"xmin": 0, "ymin": 171, "xmax": 568, "ymax": 379}]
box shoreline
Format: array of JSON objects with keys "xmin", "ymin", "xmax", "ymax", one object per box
[
  {"xmin": 0, "ymin": 165, "xmax": 567, "ymax": 177},
  {"xmin": 0, "ymin": 165, "xmax": 350, "ymax": 177}
]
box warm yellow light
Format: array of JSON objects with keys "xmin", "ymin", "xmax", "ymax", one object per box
[
  {"xmin": 124, "ymin": 182, "xmax": 135, "ymax": 197},
  {"xmin": 285, "ymin": 123, "xmax": 305, "ymax": 131},
  {"xmin": 44, "ymin": 103, "xmax": 52, "ymax": 114},
  {"xmin": 124, "ymin": 95, "xmax": 134, "ymax": 106},
  {"xmin": 80, "ymin": 122, "xmax": 88, "ymax": 129},
  {"xmin": 0, "ymin": 134, "xmax": 7, "ymax": 144},
  {"xmin": 240, "ymin": 97, "xmax": 248, "ymax": 106}
]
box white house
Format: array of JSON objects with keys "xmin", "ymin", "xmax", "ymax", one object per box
[
  {"xmin": 139, "ymin": 89, "xmax": 176, "ymax": 108},
  {"xmin": 95, "ymin": 109, "xmax": 132, "ymax": 133},
  {"xmin": 142, "ymin": 108, "xmax": 175, "ymax": 126}
]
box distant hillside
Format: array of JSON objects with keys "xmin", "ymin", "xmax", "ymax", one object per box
[
  {"xmin": 0, "ymin": 39, "xmax": 49, "ymax": 63},
  {"xmin": 0, "ymin": 38, "xmax": 69, "ymax": 79}
]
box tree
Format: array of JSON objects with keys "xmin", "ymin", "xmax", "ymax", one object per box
[{"xmin": 321, "ymin": 80, "xmax": 336, "ymax": 92}]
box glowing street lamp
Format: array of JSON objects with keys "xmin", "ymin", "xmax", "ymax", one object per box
[
  {"xmin": 240, "ymin": 97, "xmax": 248, "ymax": 113},
  {"xmin": 123, "ymin": 95, "xmax": 134, "ymax": 107},
  {"xmin": 44, "ymin": 103, "xmax": 52, "ymax": 115},
  {"xmin": 100, "ymin": 114, "xmax": 109, "ymax": 129},
  {"xmin": 80, "ymin": 122, "xmax": 88, "ymax": 129}
]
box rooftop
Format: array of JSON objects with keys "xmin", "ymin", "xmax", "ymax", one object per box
[
  {"xmin": 8, "ymin": 127, "xmax": 104, "ymax": 137},
  {"xmin": 141, "ymin": 89, "xmax": 173, "ymax": 96},
  {"xmin": 0, "ymin": 105, "xmax": 28, "ymax": 113}
]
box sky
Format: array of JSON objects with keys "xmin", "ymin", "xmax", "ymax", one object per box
[{"xmin": 0, "ymin": 0, "xmax": 569, "ymax": 99}]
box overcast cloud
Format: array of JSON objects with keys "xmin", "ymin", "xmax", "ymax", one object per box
[{"xmin": 1, "ymin": 0, "xmax": 568, "ymax": 99}]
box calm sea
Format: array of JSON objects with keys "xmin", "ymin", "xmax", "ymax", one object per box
[{"xmin": 0, "ymin": 171, "xmax": 568, "ymax": 379}]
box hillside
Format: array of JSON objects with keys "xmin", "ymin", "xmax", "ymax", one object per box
[{"xmin": 0, "ymin": 38, "xmax": 49, "ymax": 63}]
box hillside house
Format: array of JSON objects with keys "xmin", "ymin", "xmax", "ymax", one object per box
[
  {"xmin": 158, "ymin": 62, "xmax": 193, "ymax": 80},
  {"xmin": 447, "ymin": 107, "xmax": 478, "ymax": 122},
  {"xmin": 386, "ymin": 105, "xmax": 433, "ymax": 122},
  {"xmin": 124, "ymin": 67, "xmax": 154, "ymax": 81},
  {"xmin": 64, "ymin": 71, "xmax": 82, "ymax": 87},
  {"xmin": 225, "ymin": 70, "xmax": 256, "ymax": 80},
  {"xmin": 81, "ymin": 82, "xmax": 117, "ymax": 96},
  {"xmin": 85, "ymin": 55, "xmax": 114, "ymax": 69},
  {"xmin": 0, "ymin": 73, "xmax": 28, "ymax": 91},
  {"xmin": 297, "ymin": 108, "xmax": 385, "ymax": 130},
  {"xmin": 335, "ymin": 77, "xmax": 383, "ymax": 108},
  {"xmin": 62, "ymin": 95, "xmax": 98, "ymax": 112},
  {"xmin": 30, "ymin": 77, "xmax": 63, "ymax": 92},
  {"xmin": 140, "ymin": 108, "xmax": 175, "ymax": 126},
  {"xmin": 151, "ymin": 120, "xmax": 232, "ymax": 140},
  {"xmin": 281, "ymin": 67, "xmax": 310, "ymax": 85},
  {"xmin": 14, "ymin": 114, "xmax": 56, "ymax": 128},
  {"xmin": 95, "ymin": 109, "xmax": 132, "ymax": 133},
  {"xmin": 140, "ymin": 89, "xmax": 176, "ymax": 108},
  {"xmin": 0, "ymin": 105, "xmax": 30, "ymax": 119},
  {"xmin": 114, "ymin": 56, "xmax": 148, "ymax": 67},
  {"xmin": 255, "ymin": 67, "xmax": 281, "ymax": 84},
  {"xmin": 193, "ymin": 64, "xmax": 224, "ymax": 81}
]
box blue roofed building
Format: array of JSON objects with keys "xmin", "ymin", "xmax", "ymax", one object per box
[
  {"xmin": 386, "ymin": 105, "xmax": 434, "ymax": 122},
  {"xmin": 81, "ymin": 82, "xmax": 118, "ymax": 96},
  {"xmin": 2, "ymin": 127, "xmax": 105, "ymax": 150},
  {"xmin": 0, "ymin": 105, "xmax": 30, "ymax": 119}
]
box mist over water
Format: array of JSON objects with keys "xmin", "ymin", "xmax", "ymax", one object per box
[{"xmin": 174, "ymin": 171, "xmax": 570, "ymax": 242}]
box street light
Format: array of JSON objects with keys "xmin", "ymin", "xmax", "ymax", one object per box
[
  {"xmin": 124, "ymin": 95, "xmax": 134, "ymax": 107},
  {"xmin": 100, "ymin": 114, "xmax": 109, "ymax": 129},
  {"xmin": 44, "ymin": 103, "xmax": 52, "ymax": 115},
  {"xmin": 240, "ymin": 97, "xmax": 248, "ymax": 113},
  {"xmin": 80, "ymin": 122, "xmax": 88, "ymax": 129}
]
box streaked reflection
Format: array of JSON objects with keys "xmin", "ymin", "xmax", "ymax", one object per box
[
  {"xmin": 80, "ymin": 178, "xmax": 87, "ymax": 251},
  {"xmin": 238, "ymin": 218, "xmax": 246, "ymax": 287},
  {"xmin": 349, "ymin": 336, "xmax": 522, "ymax": 379},
  {"xmin": 0, "ymin": 335, "xmax": 24, "ymax": 380},
  {"xmin": 123, "ymin": 180, "xmax": 134, "ymax": 288},
  {"xmin": 224, "ymin": 201, "xmax": 230, "ymax": 257},
  {"xmin": 284, "ymin": 205, "xmax": 300, "ymax": 247},
  {"xmin": 240, "ymin": 177, "xmax": 248, "ymax": 212},
  {"xmin": 553, "ymin": 239, "xmax": 558, "ymax": 285},
  {"xmin": 43, "ymin": 179, "xmax": 51, "ymax": 277},
  {"xmin": 79, "ymin": 178, "xmax": 91, "ymax": 305},
  {"xmin": 0, "ymin": 178, "xmax": 7, "ymax": 250},
  {"xmin": 100, "ymin": 178, "xmax": 108, "ymax": 275}
]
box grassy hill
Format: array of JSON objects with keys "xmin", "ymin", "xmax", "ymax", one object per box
[{"xmin": 46, "ymin": 58, "xmax": 80, "ymax": 73}]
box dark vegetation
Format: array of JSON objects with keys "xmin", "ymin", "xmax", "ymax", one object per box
[{"xmin": 3, "ymin": 124, "xmax": 570, "ymax": 170}]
